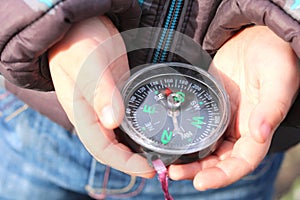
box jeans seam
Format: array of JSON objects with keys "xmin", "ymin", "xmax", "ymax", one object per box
[
  {"xmin": 85, "ymin": 158, "xmax": 145, "ymax": 199},
  {"xmin": 4, "ymin": 104, "xmax": 29, "ymax": 122},
  {"xmin": 0, "ymin": 91, "xmax": 29, "ymax": 122}
]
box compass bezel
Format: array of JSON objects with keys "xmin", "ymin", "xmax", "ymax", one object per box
[{"xmin": 120, "ymin": 62, "xmax": 230, "ymax": 159}]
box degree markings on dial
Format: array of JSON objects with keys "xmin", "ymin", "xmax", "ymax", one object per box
[
  {"xmin": 132, "ymin": 121, "xmax": 139, "ymax": 126},
  {"xmin": 204, "ymin": 101, "xmax": 215, "ymax": 106},
  {"xmin": 146, "ymin": 84, "xmax": 153, "ymax": 92},
  {"xmin": 128, "ymin": 103, "xmax": 138, "ymax": 109},
  {"xmin": 126, "ymin": 116, "xmax": 136, "ymax": 119},
  {"xmin": 122, "ymin": 72, "xmax": 228, "ymax": 152},
  {"xmin": 201, "ymin": 130, "xmax": 210, "ymax": 139},
  {"xmin": 187, "ymin": 83, "xmax": 192, "ymax": 91},
  {"xmin": 135, "ymin": 93, "xmax": 144, "ymax": 99},
  {"xmin": 130, "ymin": 78, "xmax": 220, "ymax": 136},
  {"xmin": 197, "ymin": 90, "xmax": 205, "ymax": 97},
  {"xmin": 132, "ymin": 112, "xmax": 137, "ymax": 118},
  {"xmin": 207, "ymin": 123, "xmax": 220, "ymax": 128},
  {"xmin": 160, "ymin": 80, "xmax": 164, "ymax": 87},
  {"xmin": 209, "ymin": 112, "xmax": 221, "ymax": 116}
]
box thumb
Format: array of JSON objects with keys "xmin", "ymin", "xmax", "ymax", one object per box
[
  {"xmin": 93, "ymin": 68, "xmax": 125, "ymax": 129},
  {"xmin": 249, "ymin": 78, "xmax": 297, "ymax": 143},
  {"xmin": 72, "ymin": 35, "xmax": 128, "ymax": 130}
]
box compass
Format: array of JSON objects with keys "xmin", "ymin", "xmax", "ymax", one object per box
[{"xmin": 118, "ymin": 62, "xmax": 230, "ymax": 165}]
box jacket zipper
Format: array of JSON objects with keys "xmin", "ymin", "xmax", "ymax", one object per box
[{"xmin": 152, "ymin": 0, "xmax": 184, "ymax": 63}]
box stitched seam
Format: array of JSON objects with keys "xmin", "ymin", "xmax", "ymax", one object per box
[
  {"xmin": 153, "ymin": 0, "xmax": 166, "ymax": 27},
  {"xmin": 172, "ymin": 0, "xmax": 192, "ymax": 62},
  {"xmin": 270, "ymin": 0, "xmax": 300, "ymax": 21}
]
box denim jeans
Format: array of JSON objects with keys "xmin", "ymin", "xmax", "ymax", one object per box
[{"xmin": 0, "ymin": 88, "xmax": 284, "ymax": 200}]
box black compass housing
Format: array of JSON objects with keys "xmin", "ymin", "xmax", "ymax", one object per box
[{"xmin": 118, "ymin": 63, "xmax": 230, "ymax": 166}]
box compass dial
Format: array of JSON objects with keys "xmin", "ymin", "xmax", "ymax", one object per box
[{"xmin": 120, "ymin": 63, "xmax": 230, "ymax": 163}]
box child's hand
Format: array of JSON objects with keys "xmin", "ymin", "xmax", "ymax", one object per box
[
  {"xmin": 169, "ymin": 26, "xmax": 300, "ymax": 190},
  {"xmin": 49, "ymin": 16, "xmax": 155, "ymax": 178}
]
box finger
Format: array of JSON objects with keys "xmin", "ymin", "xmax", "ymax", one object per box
[
  {"xmin": 249, "ymin": 69, "xmax": 299, "ymax": 143},
  {"xmin": 100, "ymin": 18, "xmax": 131, "ymax": 88},
  {"xmin": 50, "ymin": 16, "xmax": 128, "ymax": 128},
  {"xmin": 168, "ymin": 156, "xmax": 220, "ymax": 180},
  {"xmin": 72, "ymin": 84, "xmax": 155, "ymax": 178},
  {"xmin": 48, "ymin": 38, "xmax": 109, "ymax": 124},
  {"xmin": 193, "ymin": 157, "xmax": 250, "ymax": 191},
  {"xmin": 93, "ymin": 67, "xmax": 125, "ymax": 129},
  {"xmin": 75, "ymin": 34, "xmax": 128, "ymax": 129},
  {"xmin": 50, "ymin": 51, "xmax": 124, "ymax": 128},
  {"xmin": 49, "ymin": 57, "xmax": 77, "ymax": 124},
  {"xmin": 247, "ymin": 30, "xmax": 300, "ymax": 143},
  {"xmin": 168, "ymin": 140, "xmax": 233, "ymax": 180},
  {"xmin": 73, "ymin": 64, "xmax": 154, "ymax": 177},
  {"xmin": 193, "ymin": 135, "xmax": 271, "ymax": 190}
]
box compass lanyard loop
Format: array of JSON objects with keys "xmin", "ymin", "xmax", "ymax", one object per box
[{"xmin": 152, "ymin": 158, "xmax": 174, "ymax": 200}]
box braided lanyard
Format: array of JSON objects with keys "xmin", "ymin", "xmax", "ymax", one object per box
[{"xmin": 152, "ymin": 159, "xmax": 174, "ymax": 200}]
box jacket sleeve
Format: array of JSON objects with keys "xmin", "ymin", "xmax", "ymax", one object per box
[
  {"xmin": 203, "ymin": 0, "xmax": 300, "ymax": 58},
  {"xmin": 0, "ymin": 0, "xmax": 141, "ymax": 91}
]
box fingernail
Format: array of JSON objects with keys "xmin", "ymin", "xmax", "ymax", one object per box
[
  {"xmin": 260, "ymin": 123, "xmax": 271, "ymax": 142},
  {"xmin": 193, "ymin": 177, "xmax": 207, "ymax": 191},
  {"xmin": 100, "ymin": 105, "xmax": 118, "ymax": 127}
]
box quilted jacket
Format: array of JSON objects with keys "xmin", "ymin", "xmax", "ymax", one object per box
[{"xmin": 1, "ymin": 0, "xmax": 300, "ymax": 151}]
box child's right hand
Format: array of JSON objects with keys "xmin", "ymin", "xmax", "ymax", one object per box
[{"xmin": 49, "ymin": 16, "xmax": 155, "ymax": 178}]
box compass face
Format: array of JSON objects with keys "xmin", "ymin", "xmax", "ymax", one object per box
[{"xmin": 121, "ymin": 63, "xmax": 230, "ymax": 156}]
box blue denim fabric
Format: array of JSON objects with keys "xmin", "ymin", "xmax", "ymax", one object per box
[{"xmin": 0, "ymin": 88, "xmax": 284, "ymax": 200}]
